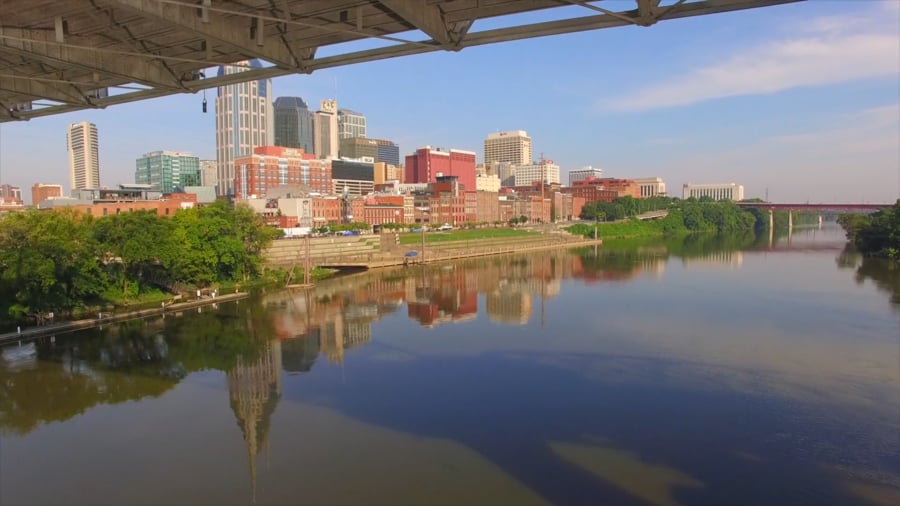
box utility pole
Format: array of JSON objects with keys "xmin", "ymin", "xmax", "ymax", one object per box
[{"xmin": 304, "ymin": 233, "xmax": 311, "ymax": 285}]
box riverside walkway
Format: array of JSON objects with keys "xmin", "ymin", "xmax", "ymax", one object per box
[{"xmin": 0, "ymin": 292, "xmax": 248, "ymax": 345}]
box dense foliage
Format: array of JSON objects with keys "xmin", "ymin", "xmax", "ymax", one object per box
[
  {"xmin": 0, "ymin": 201, "xmax": 280, "ymax": 322},
  {"xmin": 580, "ymin": 196, "xmax": 672, "ymax": 222},
  {"xmin": 837, "ymin": 200, "xmax": 900, "ymax": 259},
  {"xmin": 569, "ymin": 199, "xmax": 757, "ymax": 239}
]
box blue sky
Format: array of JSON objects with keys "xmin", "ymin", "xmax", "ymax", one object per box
[{"xmin": 1, "ymin": 0, "xmax": 898, "ymax": 203}]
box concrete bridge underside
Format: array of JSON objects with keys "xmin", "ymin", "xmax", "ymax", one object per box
[{"xmin": 0, "ymin": 0, "xmax": 803, "ymax": 122}]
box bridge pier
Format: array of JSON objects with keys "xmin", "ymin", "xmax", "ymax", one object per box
[
  {"xmin": 818, "ymin": 215, "xmax": 823, "ymax": 229},
  {"xmin": 768, "ymin": 209, "xmax": 774, "ymax": 249},
  {"xmin": 787, "ymin": 210, "xmax": 793, "ymax": 244}
]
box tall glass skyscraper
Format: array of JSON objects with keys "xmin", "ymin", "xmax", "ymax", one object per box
[
  {"xmin": 135, "ymin": 151, "xmax": 201, "ymax": 194},
  {"xmin": 215, "ymin": 60, "xmax": 273, "ymax": 197},
  {"xmin": 273, "ymin": 96, "xmax": 314, "ymax": 153}
]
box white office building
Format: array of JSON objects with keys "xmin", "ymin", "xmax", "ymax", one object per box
[
  {"xmin": 476, "ymin": 173, "xmax": 501, "ymax": 192},
  {"xmin": 683, "ymin": 183, "xmax": 744, "ymax": 201},
  {"xmin": 633, "ymin": 177, "xmax": 667, "ymax": 198},
  {"xmin": 484, "ymin": 130, "xmax": 532, "ymax": 166},
  {"xmin": 567, "ymin": 166, "xmax": 603, "ymax": 186},
  {"xmin": 215, "ymin": 60, "xmax": 273, "ymax": 197},
  {"xmin": 513, "ymin": 162, "xmax": 560, "ymax": 187},
  {"xmin": 67, "ymin": 121, "xmax": 100, "ymax": 190}
]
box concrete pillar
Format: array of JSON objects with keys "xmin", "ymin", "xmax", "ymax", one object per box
[
  {"xmin": 787, "ymin": 210, "xmax": 793, "ymax": 245},
  {"xmin": 818, "ymin": 215, "xmax": 823, "ymax": 229},
  {"xmin": 768, "ymin": 209, "xmax": 774, "ymax": 249}
]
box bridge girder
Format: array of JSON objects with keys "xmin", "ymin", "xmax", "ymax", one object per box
[
  {"xmin": 104, "ymin": 0, "xmax": 302, "ymax": 69},
  {"xmin": 0, "ymin": 25, "xmax": 187, "ymax": 91},
  {"xmin": 0, "ymin": 0, "xmax": 805, "ymax": 122}
]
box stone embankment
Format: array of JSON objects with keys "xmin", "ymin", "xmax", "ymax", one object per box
[{"xmin": 265, "ymin": 231, "xmax": 601, "ymax": 270}]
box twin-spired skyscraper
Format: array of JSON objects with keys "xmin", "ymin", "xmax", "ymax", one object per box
[
  {"xmin": 66, "ymin": 121, "xmax": 101, "ymax": 190},
  {"xmin": 215, "ymin": 60, "xmax": 273, "ymax": 197}
]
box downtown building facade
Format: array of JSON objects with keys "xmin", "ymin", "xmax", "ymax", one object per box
[
  {"xmin": 339, "ymin": 137, "xmax": 400, "ymax": 165},
  {"xmin": 337, "ymin": 108, "xmax": 367, "ymax": 139},
  {"xmin": 484, "ymin": 130, "xmax": 532, "ymax": 166},
  {"xmin": 199, "ymin": 160, "xmax": 217, "ymax": 187},
  {"xmin": 215, "ymin": 60, "xmax": 273, "ymax": 197},
  {"xmin": 567, "ymin": 166, "xmax": 603, "ymax": 186},
  {"xmin": 633, "ymin": 177, "xmax": 667, "ymax": 198},
  {"xmin": 314, "ymin": 99, "xmax": 339, "ymax": 159},
  {"xmin": 31, "ymin": 183, "xmax": 63, "ymax": 205},
  {"xmin": 682, "ymin": 183, "xmax": 744, "ymax": 201},
  {"xmin": 67, "ymin": 121, "xmax": 100, "ymax": 190},
  {"xmin": 0, "ymin": 184, "xmax": 22, "ymax": 203},
  {"xmin": 405, "ymin": 146, "xmax": 477, "ymax": 192},
  {"xmin": 135, "ymin": 151, "xmax": 201, "ymax": 194},
  {"xmin": 273, "ymin": 96, "xmax": 314, "ymax": 153},
  {"xmin": 233, "ymin": 146, "xmax": 331, "ymax": 199},
  {"xmin": 513, "ymin": 161, "xmax": 561, "ymax": 187}
]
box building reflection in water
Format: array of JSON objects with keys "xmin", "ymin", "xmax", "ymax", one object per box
[
  {"xmin": 681, "ymin": 250, "xmax": 744, "ymax": 268},
  {"xmin": 226, "ymin": 339, "xmax": 282, "ymax": 504}
]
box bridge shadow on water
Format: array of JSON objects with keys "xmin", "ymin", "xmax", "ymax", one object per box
[{"xmin": 282, "ymin": 348, "xmax": 883, "ymax": 506}]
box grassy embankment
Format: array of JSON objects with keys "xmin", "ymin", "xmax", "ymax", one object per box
[{"xmin": 398, "ymin": 228, "xmax": 537, "ymax": 245}]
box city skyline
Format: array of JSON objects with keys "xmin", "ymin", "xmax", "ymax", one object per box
[{"xmin": 0, "ymin": 1, "xmax": 897, "ymax": 203}]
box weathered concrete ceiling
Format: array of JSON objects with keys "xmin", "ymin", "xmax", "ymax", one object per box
[{"xmin": 0, "ymin": 0, "xmax": 803, "ymax": 122}]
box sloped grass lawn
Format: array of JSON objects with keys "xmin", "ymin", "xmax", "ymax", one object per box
[{"xmin": 399, "ymin": 228, "xmax": 537, "ymax": 245}]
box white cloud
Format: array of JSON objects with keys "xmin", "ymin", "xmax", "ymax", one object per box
[{"xmin": 604, "ymin": 5, "xmax": 900, "ymax": 112}]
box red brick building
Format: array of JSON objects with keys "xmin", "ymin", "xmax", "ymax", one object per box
[
  {"xmin": 312, "ymin": 197, "xmax": 343, "ymax": 226},
  {"xmin": 70, "ymin": 194, "xmax": 197, "ymax": 218},
  {"xmin": 562, "ymin": 178, "xmax": 639, "ymax": 203},
  {"xmin": 553, "ymin": 192, "xmax": 585, "ymax": 221},
  {"xmin": 31, "ymin": 183, "xmax": 63, "ymax": 205},
  {"xmin": 233, "ymin": 146, "xmax": 331, "ymax": 198},
  {"xmin": 404, "ymin": 146, "xmax": 476, "ymax": 192}
]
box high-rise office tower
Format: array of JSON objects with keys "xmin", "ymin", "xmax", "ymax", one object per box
[
  {"xmin": 314, "ymin": 99, "xmax": 339, "ymax": 159},
  {"xmin": 484, "ymin": 130, "xmax": 532, "ymax": 166},
  {"xmin": 67, "ymin": 121, "xmax": 101, "ymax": 190},
  {"xmin": 273, "ymin": 97, "xmax": 314, "ymax": 153},
  {"xmin": 337, "ymin": 108, "xmax": 366, "ymax": 139},
  {"xmin": 215, "ymin": 60, "xmax": 273, "ymax": 197},
  {"xmin": 135, "ymin": 151, "xmax": 201, "ymax": 193}
]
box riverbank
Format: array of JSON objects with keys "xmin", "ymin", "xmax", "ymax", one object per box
[
  {"xmin": 318, "ymin": 234, "xmax": 602, "ymax": 270},
  {"xmin": 567, "ymin": 219, "xmax": 676, "ymax": 240},
  {"xmin": 0, "ymin": 292, "xmax": 249, "ymax": 344}
]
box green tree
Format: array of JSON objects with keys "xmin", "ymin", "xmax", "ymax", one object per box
[{"xmin": 93, "ymin": 211, "xmax": 178, "ymax": 295}]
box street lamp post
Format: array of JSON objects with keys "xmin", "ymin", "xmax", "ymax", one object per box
[{"xmin": 416, "ymin": 207, "xmax": 429, "ymax": 264}]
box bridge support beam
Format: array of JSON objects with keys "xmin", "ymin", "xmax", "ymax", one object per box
[
  {"xmin": 818, "ymin": 215, "xmax": 823, "ymax": 229},
  {"xmin": 768, "ymin": 209, "xmax": 774, "ymax": 249}
]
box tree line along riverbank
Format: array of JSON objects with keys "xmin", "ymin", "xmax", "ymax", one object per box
[
  {"xmin": 567, "ymin": 198, "xmax": 821, "ymax": 240},
  {"xmin": 0, "ymin": 201, "xmax": 281, "ymax": 325},
  {"xmin": 837, "ymin": 200, "xmax": 900, "ymax": 259}
]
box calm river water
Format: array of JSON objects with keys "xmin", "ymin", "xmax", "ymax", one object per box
[{"xmin": 1, "ymin": 226, "xmax": 898, "ymax": 506}]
